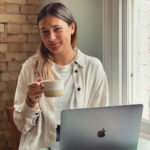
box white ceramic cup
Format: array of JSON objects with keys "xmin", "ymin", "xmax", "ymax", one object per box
[{"xmin": 42, "ymin": 80, "xmax": 64, "ymax": 97}]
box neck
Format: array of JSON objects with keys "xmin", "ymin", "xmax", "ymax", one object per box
[{"xmin": 53, "ymin": 48, "xmax": 76, "ymax": 66}]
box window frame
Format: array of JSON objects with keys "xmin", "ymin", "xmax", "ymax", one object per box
[{"xmin": 102, "ymin": 0, "xmax": 124, "ymax": 106}]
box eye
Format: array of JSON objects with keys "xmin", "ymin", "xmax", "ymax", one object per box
[
  {"xmin": 41, "ymin": 30, "xmax": 49, "ymax": 35},
  {"xmin": 54, "ymin": 27, "xmax": 62, "ymax": 32}
]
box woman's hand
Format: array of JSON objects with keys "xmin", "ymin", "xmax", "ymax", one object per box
[{"xmin": 26, "ymin": 77, "xmax": 44, "ymax": 110}]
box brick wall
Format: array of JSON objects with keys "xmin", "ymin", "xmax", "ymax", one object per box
[
  {"xmin": 133, "ymin": 0, "xmax": 150, "ymax": 120},
  {"xmin": 0, "ymin": 0, "xmax": 40, "ymax": 149}
]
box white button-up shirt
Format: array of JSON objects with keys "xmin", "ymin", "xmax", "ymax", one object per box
[{"xmin": 13, "ymin": 49, "xmax": 109, "ymax": 150}]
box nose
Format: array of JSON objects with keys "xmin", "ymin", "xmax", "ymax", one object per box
[{"xmin": 49, "ymin": 31, "xmax": 56, "ymax": 42}]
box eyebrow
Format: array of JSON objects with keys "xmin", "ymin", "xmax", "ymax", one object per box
[{"xmin": 40, "ymin": 25, "xmax": 61, "ymax": 30}]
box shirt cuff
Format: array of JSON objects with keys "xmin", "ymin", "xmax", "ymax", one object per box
[{"xmin": 22, "ymin": 101, "xmax": 41, "ymax": 118}]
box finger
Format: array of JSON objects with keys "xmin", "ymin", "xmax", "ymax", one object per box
[
  {"xmin": 28, "ymin": 82, "xmax": 39, "ymax": 86},
  {"xmin": 29, "ymin": 89, "xmax": 43, "ymax": 95},
  {"xmin": 28, "ymin": 82, "xmax": 42, "ymax": 89},
  {"xmin": 29, "ymin": 85, "xmax": 43, "ymax": 91},
  {"xmin": 28, "ymin": 88, "xmax": 44, "ymax": 96},
  {"xmin": 37, "ymin": 77, "xmax": 43, "ymax": 82}
]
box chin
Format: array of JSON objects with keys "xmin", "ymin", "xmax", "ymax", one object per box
[{"xmin": 48, "ymin": 47, "xmax": 62, "ymax": 55}]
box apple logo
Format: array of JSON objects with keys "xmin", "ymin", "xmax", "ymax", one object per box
[{"xmin": 97, "ymin": 128, "xmax": 106, "ymax": 138}]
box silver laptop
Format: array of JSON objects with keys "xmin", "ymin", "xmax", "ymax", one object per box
[{"xmin": 60, "ymin": 104, "xmax": 143, "ymax": 150}]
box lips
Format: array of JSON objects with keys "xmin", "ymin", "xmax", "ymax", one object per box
[
  {"xmin": 50, "ymin": 42, "xmax": 57, "ymax": 46},
  {"xmin": 49, "ymin": 42, "xmax": 59, "ymax": 48}
]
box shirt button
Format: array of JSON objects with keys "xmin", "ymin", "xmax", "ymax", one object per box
[
  {"xmin": 75, "ymin": 70, "xmax": 78, "ymax": 73},
  {"xmin": 77, "ymin": 87, "xmax": 81, "ymax": 91}
]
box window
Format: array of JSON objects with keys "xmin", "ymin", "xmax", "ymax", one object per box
[
  {"xmin": 129, "ymin": 0, "xmax": 150, "ymax": 120},
  {"xmin": 102, "ymin": 0, "xmax": 150, "ymax": 139},
  {"xmin": 129, "ymin": 0, "xmax": 150, "ymax": 139}
]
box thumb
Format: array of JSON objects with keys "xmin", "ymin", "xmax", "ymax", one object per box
[{"xmin": 37, "ymin": 77, "xmax": 43, "ymax": 82}]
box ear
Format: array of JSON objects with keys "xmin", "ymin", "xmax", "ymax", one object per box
[{"xmin": 70, "ymin": 22, "xmax": 75, "ymax": 35}]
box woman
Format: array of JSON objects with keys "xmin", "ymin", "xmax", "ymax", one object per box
[{"xmin": 13, "ymin": 2, "xmax": 109, "ymax": 150}]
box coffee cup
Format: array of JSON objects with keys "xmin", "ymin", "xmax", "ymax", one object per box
[{"xmin": 42, "ymin": 80, "xmax": 64, "ymax": 97}]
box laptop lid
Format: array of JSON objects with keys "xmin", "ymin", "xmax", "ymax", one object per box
[{"xmin": 60, "ymin": 104, "xmax": 143, "ymax": 150}]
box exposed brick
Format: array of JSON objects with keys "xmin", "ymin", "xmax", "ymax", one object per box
[
  {"xmin": 7, "ymin": 99, "xmax": 14, "ymax": 106},
  {"xmin": 0, "ymin": 82, "xmax": 7, "ymax": 91},
  {"xmin": 22, "ymin": 24, "xmax": 38, "ymax": 33},
  {"xmin": 1, "ymin": 132, "xmax": 12, "ymax": 150},
  {"xmin": 1, "ymin": 92, "xmax": 14, "ymax": 101},
  {"xmin": 134, "ymin": 0, "xmax": 150, "ymax": 120},
  {"xmin": 3, "ymin": 132, "xmax": 11, "ymax": 140},
  {"xmin": 0, "ymin": 14, "xmax": 26, "ymax": 24},
  {"xmin": 0, "ymin": 132, "xmax": 4, "ymax": 141},
  {"xmin": 7, "ymin": 24, "xmax": 21, "ymax": 33},
  {"xmin": 8, "ymin": 62, "xmax": 21, "ymax": 71},
  {"xmin": 0, "ymin": 52, "xmax": 28, "ymax": 62},
  {"xmin": 27, "ymin": 15, "xmax": 38, "ymax": 24},
  {"xmin": 0, "ymin": 0, "xmax": 26, "ymax": 4},
  {"xmin": 28, "ymin": 33, "xmax": 40, "ymax": 42},
  {"xmin": 0, "ymin": 4, "xmax": 6, "ymax": 13},
  {"xmin": 0, "ymin": 34, "xmax": 27, "ymax": 43},
  {"xmin": 0, "ymin": 23, "xmax": 5, "ymax": 32},
  {"xmin": 23, "ymin": 43, "xmax": 38, "ymax": 51},
  {"xmin": 0, "ymin": 121, "xmax": 9, "ymax": 130},
  {"xmin": 1, "ymin": 72, "xmax": 19, "ymax": 81},
  {"xmin": 7, "ymin": 34, "xmax": 27, "ymax": 43},
  {"xmin": 0, "ymin": 0, "xmax": 39, "ymax": 149},
  {"xmin": 6, "ymin": 137, "xmax": 13, "ymax": 147},
  {"xmin": 8, "ymin": 80, "xmax": 17, "ymax": 92},
  {"xmin": 0, "ymin": 63, "xmax": 7, "ymax": 72},
  {"xmin": 0, "ymin": 112, "xmax": 2, "ymax": 121},
  {"xmin": 9, "ymin": 43, "xmax": 23, "ymax": 52},
  {"xmin": 0, "ymin": 44, "xmax": 8, "ymax": 52},
  {"xmin": 27, "ymin": 52, "xmax": 35, "ymax": 57},
  {"xmin": 27, "ymin": 0, "xmax": 39, "ymax": 4},
  {"xmin": 0, "ymin": 101, "xmax": 7, "ymax": 112},
  {"xmin": 20, "ymin": 5, "xmax": 39, "ymax": 14},
  {"xmin": 0, "ymin": 140, "xmax": 7, "ymax": 148},
  {"xmin": 6, "ymin": 4, "xmax": 19, "ymax": 13},
  {"xmin": 0, "ymin": 33, "xmax": 7, "ymax": 42}
]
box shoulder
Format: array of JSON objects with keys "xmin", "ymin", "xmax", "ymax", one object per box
[
  {"xmin": 18, "ymin": 54, "xmax": 39, "ymax": 83},
  {"xmin": 86, "ymin": 55, "xmax": 104, "ymax": 77},
  {"xmin": 86, "ymin": 54, "xmax": 102, "ymax": 66},
  {"xmin": 77, "ymin": 49, "xmax": 105, "ymax": 77},
  {"xmin": 16, "ymin": 55, "xmax": 38, "ymax": 85},
  {"xmin": 20, "ymin": 54, "xmax": 39, "ymax": 81},
  {"xmin": 79, "ymin": 50, "xmax": 103, "ymax": 70},
  {"xmin": 22, "ymin": 54, "xmax": 38, "ymax": 71}
]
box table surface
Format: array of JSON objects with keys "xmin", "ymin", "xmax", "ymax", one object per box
[
  {"xmin": 39, "ymin": 137, "xmax": 150, "ymax": 150},
  {"xmin": 138, "ymin": 137, "xmax": 150, "ymax": 150}
]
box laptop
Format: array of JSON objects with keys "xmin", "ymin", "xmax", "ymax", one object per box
[{"xmin": 59, "ymin": 104, "xmax": 143, "ymax": 150}]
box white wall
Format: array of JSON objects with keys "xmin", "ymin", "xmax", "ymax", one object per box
[
  {"xmin": 39, "ymin": 0, "xmax": 103, "ymax": 61},
  {"xmin": 132, "ymin": 0, "xmax": 150, "ymax": 120}
]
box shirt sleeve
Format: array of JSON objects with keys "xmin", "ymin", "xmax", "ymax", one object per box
[
  {"xmin": 13, "ymin": 62, "xmax": 41, "ymax": 134},
  {"xmin": 88, "ymin": 59, "xmax": 109, "ymax": 107}
]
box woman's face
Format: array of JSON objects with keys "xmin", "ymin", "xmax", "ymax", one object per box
[{"xmin": 39, "ymin": 15, "xmax": 75, "ymax": 55}]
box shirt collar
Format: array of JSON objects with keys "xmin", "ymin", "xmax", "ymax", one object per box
[{"xmin": 74, "ymin": 48, "xmax": 85, "ymax": 68}]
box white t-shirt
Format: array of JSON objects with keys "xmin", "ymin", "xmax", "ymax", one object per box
[{"xmin": 52, "ymin": 61, "xmax": 76, "ymax": 125}]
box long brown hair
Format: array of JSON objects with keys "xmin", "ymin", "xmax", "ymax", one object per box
[{"xmin": 35, "ymin": 2, "xmax": 77, "ymax": 80}]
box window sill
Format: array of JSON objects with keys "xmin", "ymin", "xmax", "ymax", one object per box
[{"xmin": 138, "ymin": 137, "xmax": 150, "ymax": 150}]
